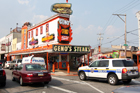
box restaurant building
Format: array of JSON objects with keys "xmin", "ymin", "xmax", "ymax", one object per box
[{"xmin": 9, "ymin": 14, "xmax": 90, "ymax": 71}]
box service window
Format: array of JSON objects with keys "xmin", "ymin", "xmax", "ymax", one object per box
[
  {"xmin": 89, "ymin": 61, "xmax": 100, "ymax": 67},
  {"xmin": 98, "ymin": 60, "xmax": 109, "ymax": 67}
]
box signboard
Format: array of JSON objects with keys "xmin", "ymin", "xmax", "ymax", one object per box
[
  {"xmin": 51, "ymin": 3, "xmax": 72, "ymax": 15},
  {"xmin": 53, "ymin": 45, "xmax": 90, "ymax": 53},
  {"xmin": 112, "ymin": 50, "xmax": 119, "ymax": 58},
  {"xmin": 58, "ymin": 18, "xmax": 72, "ymax": 43},
  {"xmin": 42, "ymin": 33, "xmax": 55, "ymax": 42},
  {"xmin": 1, "ymin": 44, "xmax": 5, "ymax": 51},
  {"xmin": 29, "ymin": 37, "xmax": 38, "ymax": 45}
]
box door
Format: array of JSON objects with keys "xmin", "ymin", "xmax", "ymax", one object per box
[
  {"xmin": 96, "ymin": 60, "xmax": 109, "ymax": 78},
  {"xmin": 88, "ymin": 60, "xmax": 100, "ymax": 77}
]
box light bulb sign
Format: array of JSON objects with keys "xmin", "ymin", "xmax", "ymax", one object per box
[
  {"xmin": 51, "ymin": 3, "xmax": 73, "ymax": 15},
  {"xmin": 53, "ymin": 45, "xmax": 90, "ymax": 53}
]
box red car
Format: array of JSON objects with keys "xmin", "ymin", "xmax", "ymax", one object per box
[{"xmin": 12, "ymin": 63, "xmax": 51, "ymax": 86}]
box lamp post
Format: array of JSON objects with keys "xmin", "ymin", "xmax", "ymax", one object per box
[{"xmin": 113, "ymin": 14, "xmax": 127, "ymax": 58}]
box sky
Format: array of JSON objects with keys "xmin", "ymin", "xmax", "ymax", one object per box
[{"xmin": 0, "ymin": 0, "xmax": 140, "ymax": 49}]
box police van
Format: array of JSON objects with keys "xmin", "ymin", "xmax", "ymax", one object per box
[
  {"xmin": 78, "ymin": 58, "xmax": 139, "ymax": 85},
  {"xmin": 22, "ymin": 55, "xmax": 46, "ymax": 68}
]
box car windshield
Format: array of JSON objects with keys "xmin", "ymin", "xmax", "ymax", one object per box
[
  {"xmin": 113, "ymin": 60, "xmax": 137, "ymax": 67},
  {"xmin": 25, "ymin": 64, "xmax": 46, "ymax": 71}
]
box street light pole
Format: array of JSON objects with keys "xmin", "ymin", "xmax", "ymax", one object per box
[{"xmin": 113, "ymin": 14, "xmax": 127, "ymax": 58}]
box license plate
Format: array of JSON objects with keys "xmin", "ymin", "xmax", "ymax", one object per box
[{"xmin": 38, "ymin": 73, "xmax": 44, "ymax": 76}]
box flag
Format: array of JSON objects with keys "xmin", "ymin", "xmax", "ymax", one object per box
[{"xmin": 66, "ymin": 0, "xmax": 68, "ymax": 3}]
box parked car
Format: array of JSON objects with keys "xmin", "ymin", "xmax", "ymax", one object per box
[
  {"xmin": 9, "ymin": 59, "xmax": 22, "ymax": 70},
  {"xmin": 0, "ymin": 66, "xmax": 6, "ymax": 87},
  {"xmin": 0, "ymin": 60, "xmax": 6, "ymax": 67},
  {"xmin": 4, "ymin": 61, "xmax": 12, "ymax": 69},
  {"xmin": 12, "ymin": 63, "xmax": 51, "ymax": 86},
  {"xmin": 78, "ymin": 58, "xmax": 139, "ymax": 85},
  {"xmin": 112, "ymin": 85, "xmax": 140, "ymax": 93}
]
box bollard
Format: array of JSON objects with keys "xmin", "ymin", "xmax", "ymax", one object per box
[
  {"xmin": 67, "ymin": 64, "xmax": 70, "ymax": 74},
  {"xmin": 52, "ymin": 63, "xmax": 55, "ymax": 73}
]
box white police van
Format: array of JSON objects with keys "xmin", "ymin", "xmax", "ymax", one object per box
[
  {"xmin": 22, "ymin": 55, "xmax": 46, "ymax": 68},
  {"xmin": 78, "ymin": 58, "xmax": 139, "ymax": 85}
]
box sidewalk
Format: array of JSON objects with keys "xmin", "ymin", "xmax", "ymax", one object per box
[{"xmin": 50, "ymin": 69, "xmax": 78, "ymax": 76}]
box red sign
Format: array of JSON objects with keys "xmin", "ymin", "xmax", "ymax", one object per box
[{"xmin": 57, "ymin": 18, "xmax": 72, "ymax": 43}]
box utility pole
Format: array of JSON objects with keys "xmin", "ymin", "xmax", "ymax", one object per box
[
  {"xmin": 97, "ymin": 33, "xmax": 103, "ymax": 53},
  {"xmin": 113, "ymin": 14, "xmax": 127, "ymax": 58}
]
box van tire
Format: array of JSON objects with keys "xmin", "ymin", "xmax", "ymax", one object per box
[{"xmin": 79, "ymin": 72, "xmax": 86, "ymax": 80}]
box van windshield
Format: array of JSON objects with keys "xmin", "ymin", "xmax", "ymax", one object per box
[
  {"xmin": 18, "ymin": 60, "xmax": 22, "ymax": 63},
  {"xmin": 113, "ymin": 60, "xmax": 137, "ymax": 67}
]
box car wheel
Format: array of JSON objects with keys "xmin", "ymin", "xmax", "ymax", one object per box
[
  {"xmin": 1, "ymin": 82, "xmax": 6, "ymax": 87},
  {"xmin": 20, "ymin": 77, "xmax": 25, "ymax": 86},
  {"xmin": 79, "ymin": 72, "xmax": 86, "ymax": 80},
  {"xmin": 108, "ymin": 74, "xmax": 118, "ymax": 85},
  {"xmin": 123, "ymin": 79, "xmax": 131, "ymax": 84}
]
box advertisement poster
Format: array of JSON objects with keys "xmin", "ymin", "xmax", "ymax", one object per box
[{"xmin": 112, "ymin": 50, "xmax": 119, "ymax": 58}]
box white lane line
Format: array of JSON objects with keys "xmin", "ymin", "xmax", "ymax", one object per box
[
  {"xmin": 48, "ymin": 85, "xmax": 77, "ymax": 93},
  {"xmin": 52, "ymin": 76, "xmax": 104, "ymax": 93},
  {"xmin": 132, "ymin": 79, "xmax": 140, "ymax": 84}
]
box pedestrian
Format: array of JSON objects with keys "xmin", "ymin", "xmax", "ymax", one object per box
[{"xmin": 49, "ymin": 59, "xmax": 54, "ymax": 71}]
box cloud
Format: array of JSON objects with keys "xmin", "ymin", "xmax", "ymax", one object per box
[
  {"xmin": 105, "ymin": 25, "xmax": 119, "ymax": 35},
  {"xmin": 74, "ymin": 25, "xmax": 103, "ymax": 34},
  {"xmin": 30, "ymin": 15, "xmax": 48, "ymax": 24},
  {"xmin": 17, "ymin": 0, "xmax": 29, "ymax": 5}
]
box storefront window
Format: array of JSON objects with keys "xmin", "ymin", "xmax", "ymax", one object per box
[
  {"xmin": 46, "ymin": 23, "xmax": 49, "ymax": 32},
  {"xmin": 36, "ymin": 28, "xmax": 38, "ymax": 36}
]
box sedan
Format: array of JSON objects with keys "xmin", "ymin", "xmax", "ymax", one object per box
[
  {"xmin": 0, "ymin": 66, "xmax": 6, "ymax": 87},
  {"xmin": 12, "ymin": 63, "xmax": 51, "ymax": 86},
  {"xmin": 112, "ymin": 85, "xmax": 140, "ymax": 93}
]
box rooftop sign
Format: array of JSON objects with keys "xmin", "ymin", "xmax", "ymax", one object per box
[{"xmin": 51, "ymin": 3, "xmax": 72, "ymax": 15}]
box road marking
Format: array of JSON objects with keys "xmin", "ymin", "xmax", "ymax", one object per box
[
  {"xmin": 48, "ymin": 85, "xmax": 77, "ymax": 93},
  {"xmin": 52, "ymin": 76, "xmax": 104, "ymax": 93},
  {"xmin": 132, "ymin": 79, "xmax": 140, "ymax": 84}
]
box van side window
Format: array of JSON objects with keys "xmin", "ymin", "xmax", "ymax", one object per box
[
  {"xmin": 98, "ymin": 60, "xmax": 109, "ymax": 67},
  {"xmin": 89, "ymin": 61, "xmax": 99, "ymax": 67}
]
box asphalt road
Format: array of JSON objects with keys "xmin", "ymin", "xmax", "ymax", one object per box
[{"xmin": 1, "ymin": 69, "xmax": 140, "ymax": 93}]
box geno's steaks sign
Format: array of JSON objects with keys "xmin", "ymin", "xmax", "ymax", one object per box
[{"xmin": 53, "ymin": 45, "xmax": 90, "ymax": 53}]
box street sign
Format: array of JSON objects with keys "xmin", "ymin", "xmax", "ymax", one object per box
[{"xmin": 123, "ymin": 44, "xmax": 128, "ymax": 46}]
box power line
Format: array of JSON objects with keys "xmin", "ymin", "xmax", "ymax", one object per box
[{"xmin": 114, "ymin": 0, "xmax": 138, "ymax": 13}]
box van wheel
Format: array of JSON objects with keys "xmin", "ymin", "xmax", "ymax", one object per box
[
  {"xmin": 79, "ymin": 72, "xmax": 86, "ymax": 80},
  {"xmin": 108, "ymin": 74, "xmax": 118, "ymax": 85},
  {"xmin": 123, "ymin": 79, "xmax": 131, "ymax": 84}
]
